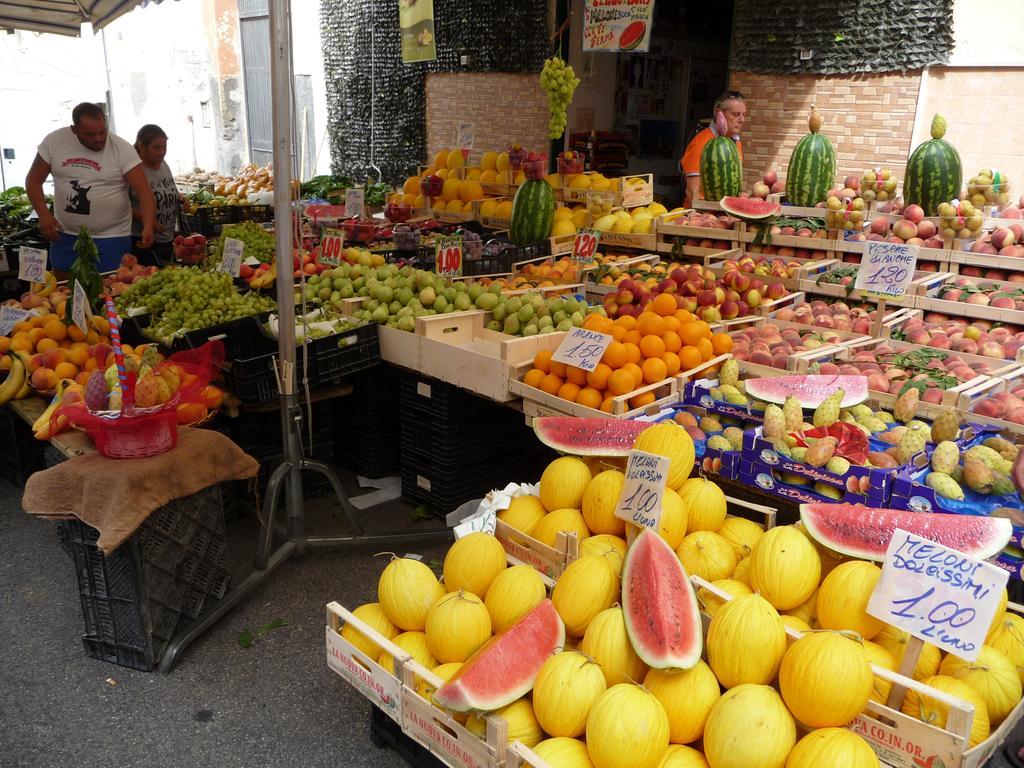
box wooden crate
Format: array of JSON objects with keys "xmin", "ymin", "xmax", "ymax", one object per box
[
  {"xmin": 471, "ymin": 197, "xmax": 512, "ymax": 231},
  {"xmin": 326, "ymin": 602, "xmax": 511, "ymax": 768},
  {"xmin": 954, "ymin": 368, "xmax": 1024, "ymax": 436},
  {"xmin": 561, "ymin": 173, "xmax": 654, "ymax": 208},
  {"xmin": 760, "ymin": 194, "xmax": 829, "ymax": 219},
  {"xmin": 703, "ymin": 249, "xmax": 840, "ymax": 291},
  {"xmin": 654, "ymin": 210, "xmax": 742, "ymax": 242},
  {"xmin": 799, "ymin": 271, "xmax": 950, "ymax": 308},
  {"xmin": 412, "ymin": 207, "xmax": 475, "ymax": 224},
  {"xmin": 415, "ymin": 311, "xmax": 565, "ymax": 402},
  {"xmin": 916, "ymin": 273, "xmax": 1024, "ymax": 324},
  {"xmin": 947, "ymin": 245, "xmax": 1024, "ymax": 275},
  {"xmin": 493, "ymin": 519, "xmax": 578, "ymax": 580}
]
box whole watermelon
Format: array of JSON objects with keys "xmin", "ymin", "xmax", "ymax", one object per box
[
  {"xmin": 510, "ymin": 179, "xmax": 555, "ymax": 246},
  {"xmin": 786, "ymin": 107, "xmax": 836, "ymax": 207},
  {"xmin": 904, "ymin": 114, "xmax": 962, "ymax": 216},
  {"xmin": 700, "ymin": 137, "xmax": 742, "ymax": 201}
]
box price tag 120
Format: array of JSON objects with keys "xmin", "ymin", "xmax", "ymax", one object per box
[
  {"xmin": 614, "ymin": 450, "xmax": 669, "ymax": 532},
  {"xmin": 854, "ymin": 241, "xmax": 919, "ymax": 299},
  {"xmin": 18, "ymin": 246, "xmax": 47, "ymax": 283},
  {"xmin": 572, "ymin": 228, "xmax": 601, "ymax": 264},
  {"xmin": 0, "ymin": 305, "xmax": 31, "ymax": 336},
  {"xmin": 435, "ymin": 235, "xmax": 463, "ymax": 277},
  {"xmin": 866, "ymin": 527, "xmax": 1008, "ymax": 662},
  {"xmin": 345, "ymin": 188, "xmax": 365, "ymax": 219},
  {"xmin": 220, "ymin": 237, "xmax": 244, "ymax": 277},
  {"xmin": 551, "ymin": 327, "xmax": 612, "ymax": 373},
  {"xmin": 318, "ymin": 227, "xmax": 344, "ymax": 266}
]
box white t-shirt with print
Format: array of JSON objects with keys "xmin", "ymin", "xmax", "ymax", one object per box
[{"xmin": 37, "ymin": 127, "xmax": 141, "ymax": 239}]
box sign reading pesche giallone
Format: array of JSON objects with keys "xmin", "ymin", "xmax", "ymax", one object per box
[{"xmin": 582, "ymin": 0, "xmax": 654, "ymax": 53}]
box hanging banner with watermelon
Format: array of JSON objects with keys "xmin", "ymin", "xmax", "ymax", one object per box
[
  {"xmin": 582, "ymin": 0, "xmax": 655, "ymax": 53},
  {"xmin": 399, "ymin": 0, "xmax": 436, "ymax": 64}
]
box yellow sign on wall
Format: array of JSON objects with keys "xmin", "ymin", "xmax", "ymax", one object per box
[{"xmin": 400, "ymin": 0, "xmax": 437, "ymax": 64}]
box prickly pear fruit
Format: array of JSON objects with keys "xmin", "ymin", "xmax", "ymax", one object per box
[
  {"xmin": 859, "ymin": 417, "xmax": 888, "ymax": 433},
  {"xmin": 992, "ymin": 472, "xmax": 1016, "ymax": 497},
  {"xmin": 926, "ymin": 472, "xmax": 965, "ymax": 501},
  {"xmin": 983, "ymin": 436, "xmax": 1020, "ymax": 462},
  {"xmin": 930, "ymin": 441, "xmax": 960, "ymax": 475},
  {"xmin": 806, "ymin": 437, "xmax": 838, "ymax": 467},
  {"xmin": 867, "ymin": 451, "xmax": 899, "ymax": 468},
  {"xmin": 894, "ymin": 387, "xmax": 920, "ymax": 423},
  {"xmin": 815, "ymin": 482, "xmax": 843, "ymax": 500},
  {"xmin": 85, "ymin": 371, "xmax": 108, "ymax": 412},
  {"xmin": 780, "ymin": 472, "xmax": 809, "ymax": 486},
  {"xmin": 773, "ymin": 440, "xmax": 794, "ymax": 458},
  {"xmin": 826, "ymin": 457, "xmax": 851, "ymax": 475},
  {"xmin": 846, "ymin": 476, "xmax": 861, "ymax": 493},
  {"xmin": 700, "ymin": 415, "xmax": 723, "ymax": 433},
  {"xmin": 840, "ymin": 411, "xmax": 857, "ymax": 425},
  {"xmin": 782, "ymin": 396, "xmax": 803, "ymax": 432},
  {"xmin": 850, "ymin": 404, "xmax": 873, "ymax": 422},
  {"xmin": 789, "ymin": 446, "xmax": 806, "ymax": 463},
  {"xmin": 104, "ymin": 363, "xmax": 120, "ymax": 390},
  {"xmin": 707, "ymin": 435, "xmax": 733, "ymax": 452},
  {"xmin": 906, "ymin": 420, "xmax": 931, "ymax": 433},
  {"xmin": 949, "ymin": 465, "xmax": 963, "ymax": 485},
  {"xmin": 965, "ymin": 445, "xmax": 1013, "ymax": 474},
  {"xmin": 878, "ymin": 426, "xmax": 907, "ymax": 445},
  {"xmin": 709, "ymin": 387, "xmax": 723, "ymax": 401},
  {"xmin": 897, "ymin": 424, "xmax": 929, "ymax": 464},
  {"xmin": 962, "ymin": 459, "xmax": 994, "ymax": 494},
  {"xmin": 763, "ymin": 404, "xmax": 786, "ymax": 441},
  {"xmin": 874, "ymin": 411, "xmax": 895, "ymax": 424},
  {"xmin": 813, "ymin": 390, "xmax": 844, "ymax": 428},
  {"xmin": 719, "ymin": 384, "xmax": 748, "ymax": 405},
  {"xmin": 719, "ymin": 358, "xmax": 739, "ymax": 388},
  {"xmin": 801, "ymin": 421, "xmax": 815, "ymax": 431},
  {"xmin": 723, "ymin": 427, "xmax": 744, "ymax": 452},
  {"xmin": 930, "ymin": 410, "xmax": 961, "ymax": 444}
]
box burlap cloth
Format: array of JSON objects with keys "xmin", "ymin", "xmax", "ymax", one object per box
[{"xmin": 23, "ymin": 427, "xmax": 260, "ymax": 554}]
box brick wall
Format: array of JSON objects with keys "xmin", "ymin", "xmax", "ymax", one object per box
[
  {"xmin": 729, "ymin": 71, "xmax": 923, "ymax": 191},
  {"xmin": 424, "ymin": 73, "xmax": 549, "ymax": 163}
]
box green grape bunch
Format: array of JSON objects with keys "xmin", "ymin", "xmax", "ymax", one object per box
[
  {"xmin": 212, "ymin": 221, "xmax": 276, "ymax": 265},
  {"xmin": 540, "ymin": 56, "xmax": 580, "ymax": 140}
]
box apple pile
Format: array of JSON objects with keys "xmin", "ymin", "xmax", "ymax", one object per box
[
  {"xmin": 961, "ymin": 223, "xmax": 1024, "ymax": 258},
  {"xmin": 749, "ymin": 170, "xmax": 784, "ymax": 199},
  {"xmin": 173, "ymin": 232, "xmax": 208, "ymax": 264},
  {"xmin": 102, "ymin": 254, "xmax": 159, "ymax": 296},
  {"xmin": 938, "ymin": 277, "xmax": 1024, "ymax": 311},
  {"xmin": 714, "ymin": 253, "xmax": 805, "ymax": 280},
  {"xmin": 894, "ymin": 314, "xmax": 1024, "ymax": 360},
  {"xmin": 859, "ymin": 168, "xmax": 898, "ymax": 202},
  {"xmin": 601, "ymin": 264, "xmax": 788, "ymax": 323},
  {"xmin": 728, "ymin": 322, "xmax": 847, "ymax": 369},
  {"xmin": 774, "ymin": 299, "xmax": 887, "ymax": 334}
]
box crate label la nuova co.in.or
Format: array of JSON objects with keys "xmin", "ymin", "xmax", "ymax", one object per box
[
  {"xmin": 854, "ymin": 241, "xmax": 919, "ymax": 300},
  {"xmin": 614, "ymin": 449, "xmax": 669, "ymax": 532},
  {"xmin": 867, "ymin": 527, "xmax": 1008, "ymax": 661}
]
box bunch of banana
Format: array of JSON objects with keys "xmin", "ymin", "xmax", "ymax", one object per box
[
  {"xmin": 248, "ymin": 261, "xmax": 277, "ymax": 290},
  {"xmin": 0, "ymin": 351, "xmax": 30, "ymax": 406},
  {"xmin": 32, "ymin": 379, "xmax": 76, "ymax": 440},
  {"xmin": 30, "ymin": 271, "xmax": 57, "ymax": 298}
]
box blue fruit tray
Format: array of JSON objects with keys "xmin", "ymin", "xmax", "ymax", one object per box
[
  {"xmin": 993, "ymin": 548, "xmax": 1024, "ymax": 582},
  {"xmin": 636, "ymin": 403, "xmax": 750, "ymax": 481},
  {"xmin": 738, "ymin": 458, "xmax": 872, "ymax": 507},
  {"xmin": 681, "ymin": 379, "xmax": 767, "ymax": 425}
]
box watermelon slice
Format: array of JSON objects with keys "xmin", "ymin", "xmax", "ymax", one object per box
[
  {"xmin": 720, "ymin": 196, "xmax": 781, "ymax": 221},
  {"xmin": 533, "ymin": 416, "xmax": 650, "ymax": 456},
  {"xmin": 745, "ymin": 375, "xmax": 868, "ymax": 408},
  {"xmin": 800, "ymin": 503, "xmax": 1012, "ymax": 563},
  {"xmin": 432, "ymin": 598, "xmax": 564, "ymax": 712},
  {"xmin": 622, "ymin": 528, "xmax": 702, "ymax": 670},
  {"xmin": 618, "ymin": 20, "xmax": 646, "ymax": 51}
]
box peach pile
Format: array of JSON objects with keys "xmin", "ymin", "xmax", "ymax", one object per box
[
  {"xmin": 728, "ymin": 323, "xmax": 846, "ymax": 369},
  {"xmin": 938, "ymin": 278, "xmax": 1024, "ymax": 311},
  {"xmin": 894, "ymin": 315, "xmax": 1024, "ymax": 360},
  {"xmin": 773, "ymin": 299, "xmax": 886, "ymax": 334}
]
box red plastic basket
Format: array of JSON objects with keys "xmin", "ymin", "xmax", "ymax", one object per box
[{"xmin": 87, "ymin": 410, "xmax": 179, "ymax": 459}]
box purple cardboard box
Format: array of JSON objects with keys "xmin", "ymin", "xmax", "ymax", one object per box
[{"xmin": 738, "ymin": 458, "xmax": 872, "ymax": 506}]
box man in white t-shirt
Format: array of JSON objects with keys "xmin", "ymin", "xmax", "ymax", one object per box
[{"xmin": 26, "ymin": 102, "xmax": 156, "ymax": 274}]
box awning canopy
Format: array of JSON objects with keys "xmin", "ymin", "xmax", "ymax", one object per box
[{"xmin": 0, "ymin": 0, "xmax": 162, "ymax": 37}]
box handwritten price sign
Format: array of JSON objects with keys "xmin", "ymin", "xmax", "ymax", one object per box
[
  {"xmin": 18, "ymin": 246, "xmax": 47, "ymax": 283},
  {"xmin": 855, "ymin": 241, "xmax": 919, "ymax": 299},
  {"xmin": 867, "ymin": 528, "xmax": 1008, "ymax": 661},
  {"xmin": 456, "ymin": 122, "xmax": 474, "ymax": 150},
  {"xmin": 71, "ymin": 280, "xmax": 91, "ymax": 334},
  {"xmin": 571, "ymin": 228, "xmax": 601, "ymax": 264},
  {"xmin": 219, "ymin": 237, "xmax": 243, "ymax": 277},
  {"xmin": 435, "ymin": 234, "xmax": 463, "ymax": 277},
  {"xmin": 318, "ymin": 227, "xmax": 344, "ymax": 266},
  {"xmin": 551, "ymin": 327, "xmax": 613, "ymax": 372},
  {"xmin": 0, "ymin": 305, "xmax": 30, "ymax": 335},
  {"xmin": 345, "ymin": 188, "xmax": 365, "ymax": 219},
  {"xmin": 614, "ymin": 450, "xmax": 669, "ymax": 532}
]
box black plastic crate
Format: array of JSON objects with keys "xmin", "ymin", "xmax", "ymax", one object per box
[
  {"xmin": 237, "ymin": 204, "xmax": 274, "ymax": 224},
  {"xmin": 369, "ymin": 705, "xmax": 446, "ymax": 768},
  {"xmin": 334, "ymin": 367, "xmax": 401, "ymax": 478},
  {"xmin": 229, "ymin": 401, "xmax": 335, "ymax": 461},
  {"xmin": 219, "ymin": 319, "xmax": 318, "ymax": 407},
  {"xmin": 399, "ymin": 373, "xmax": 508, "ymax": 424},
  {"xmin": 0, "ymin": 406, "xmax": 45, "ymax": 486},
  {"xmin": 124, "ymin": 310, "xmax": 272, "ymax": 358},
  {"xmin": 312, "ymin": 323, "xmax": 381, "ymax": 385},
  {"xmin": 55, "ymin": 483, "xmax": 231, "ymax": 671},
  {"xmin": 179, "ymin": 206, "xmax": 241, "ymax": 237}
]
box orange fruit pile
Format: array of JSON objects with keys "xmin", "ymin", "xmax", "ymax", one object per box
[
  {"xmin": 521, "ymin": 296, "xmax": 734, "ymax": 413},
  {"xmin": 0, "ymin": 312, "xmax": 113, "ymax": 390}
]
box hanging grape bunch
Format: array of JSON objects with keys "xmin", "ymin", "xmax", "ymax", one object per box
[{"xmin": 540, "ymin": 56, "xmax": 580, "ymax": 140}]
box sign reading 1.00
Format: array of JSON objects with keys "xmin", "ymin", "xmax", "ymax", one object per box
[{"xmin": 435, "ymin": 235, "xmax": 463, "ymax": 277}]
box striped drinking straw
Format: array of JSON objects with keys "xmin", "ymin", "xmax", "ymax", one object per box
[{"xmin": 102, "ymin": 296, "xmax": 129, "ymax": 414}]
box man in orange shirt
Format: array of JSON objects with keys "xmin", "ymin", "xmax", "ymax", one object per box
[{"xmin": 680, "ymin": 90, "xmax": 747, "ymax": 208}]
